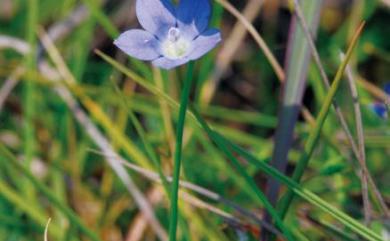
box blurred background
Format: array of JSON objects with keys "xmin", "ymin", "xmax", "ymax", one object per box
[{"xmin": 0, "ymin": 0, "xmax": 389, "ymax": 240}]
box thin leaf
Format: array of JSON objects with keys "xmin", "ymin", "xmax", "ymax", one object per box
[{"xmin": 168, "ymin": 62, "xmax": 195, "ymax": 241}]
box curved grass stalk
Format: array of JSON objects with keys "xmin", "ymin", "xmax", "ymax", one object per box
[
  {"xmin": 214, "ymin": 0, "xmax": 285, "ymax": 82},
  {"xmin": 23, "ymin": 0, "xmax": 38, "ymax": 203}
]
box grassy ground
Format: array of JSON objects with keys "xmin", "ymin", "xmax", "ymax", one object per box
[{"xmin": 0, "ymin": 0, "xmax": 389, "ymax": 240}]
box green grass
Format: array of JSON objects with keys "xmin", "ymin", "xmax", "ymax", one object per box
[{"xmin": 0, "ymin": 1, "xmax": 389, "ymax": 241}]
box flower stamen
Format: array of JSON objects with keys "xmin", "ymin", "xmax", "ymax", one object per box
[
  {"xmin": 162, "ymin": 27, "xmax": 191, "ymax": 59},
  {"xmin": 168, "ymin": 27, "xmax": 180, "ymax": 42}
]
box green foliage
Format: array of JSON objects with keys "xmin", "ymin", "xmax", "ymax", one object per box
[{"xmin": 0, "ymin": 1, "xmax": 388, "ymax": 241}]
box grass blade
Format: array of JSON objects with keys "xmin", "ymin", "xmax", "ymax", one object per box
[
  {"xmin": 214, "ymin": 0, "xmax": 285, "ymax": 82},
  {"xmin": 264, "ymin": 0, "xmax": 322, "ymax": 213},
  {"xmin": 262, "ymin": 2, "xmax": 322, "ymax": 239},
  {"xmin": 168, "ymin": 62, "xmax": 195, "ymax": 241},
  {"xmin": 277, "ymin": 22, "xmax": 366, "ymax": 219},
  {"xmin": 23, "ymin": 0, "xmax": 39, "ymax": 201},
  {"xmin": 343, "ymin": 52, "xmax": 372, "ymax": 224}
]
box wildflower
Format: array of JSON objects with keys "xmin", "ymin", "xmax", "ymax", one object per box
[
  {"xmin": 371, "ymin": 83, "xmax": 390, "ymax": 119},
  {"xmin": 114, "ymin": 0, "xmax": 221, "ymax": 70},
  {"xmin": 384, "ymin": 83, "xmax": 390, "ymax": 95},
  {"xmin": 371, "ymin": 102, "xmax": 388, "ymax": 119}
]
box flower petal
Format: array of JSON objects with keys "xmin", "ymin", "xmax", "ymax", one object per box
[
  {"xmin": 187, "ymin": 28, "xmax": 221, "ymax": 60},
  {"xmin": 114, "ymin": 29, "xmax": 160, "ymax": 60},
  {"xmin": 136, "ymin": 0, "xmax": 176, "ymax": 38},
  {"xmin": 371, "ymin": 103, "xmax": 388, "ymax": 119},
  {"xmin": 384, "ymin": 83, "xmax": 390, "ymax": 95},
  {"xmin": 152, "ymin": 57, "xmax": 189, "ymax": 70},
  {"xmin": 177, "ymin": 0, "xmax": 211, "ymax": 39}
]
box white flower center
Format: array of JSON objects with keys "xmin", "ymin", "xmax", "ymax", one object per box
[{"xmin": 161, "ymin": 27, "xmax": 191, "ymax": 59}]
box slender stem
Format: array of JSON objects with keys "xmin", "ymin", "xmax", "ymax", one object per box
[
  {"xmin": 214, "ymin": 0, "xmax": 285, "ymax": 82},
  {"xmin": 24, "ymin": 0, "xmax": 38, "ymax": 200},
  {"xmin": 168, "ymin": 62, "xmax": 195, "ymax": 241},
  {"xmin": 343, "ymin": 53, "xmax": 372, "ymax": 224}
]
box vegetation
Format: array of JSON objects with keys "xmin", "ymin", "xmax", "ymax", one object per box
[{"xmin": 0, "ymin": 0, "xmax": 389, "ymax": 240}]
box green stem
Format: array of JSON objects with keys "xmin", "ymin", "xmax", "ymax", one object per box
[
  {"xmin": 24, "ymin": 0, "xmax": 38, "ymax": 200},
  {"xmin": 168, "ymin": 62, "xmax": 195, "ymax": 241},
  {"xmin": 277, "ymin": 22, "xmax": 366, "ymax": 219}
]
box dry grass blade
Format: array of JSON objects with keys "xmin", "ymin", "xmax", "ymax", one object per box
[
  {"xmin": 0, "ymin": 35, "xmax": 29, "ymax": 54},
  {"xmin": 214, "ymin": 0, "xmax": 285, "ymax": 82},
  {"xmin": 201, "ymin": 0, "xmax": 264, "ymax": 105},
  {"xmin": 0, "ymin": 67, "xmax": 25, "ymax": 112},
  {"xmin": 44, "ymin": 218, "xmax": 51, "ymax": 241},
  {"xmin": 126, "ymin": 187, "xmax": 164, "ymax": 241},
  {"xmin": 342, "ymin": 52, "xmax": 389, "ymax": 219},
  {"xmin": 343, "ymin": 52, "xmax": 372, "ymax": 224}
]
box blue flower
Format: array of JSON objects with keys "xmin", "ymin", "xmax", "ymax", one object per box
[
  {"xmin": 384, "ymin": 83, "xmax": 390, "ymax": 96},
  {"xmin": 370, "ymin": 83, "xmax": 390, "ymax": 119},
  {"xmin": 114, "ymin": 0, "xmax": 221, "ymax": 70},
  {"xmin": 371, "ymin": 102, "xmax": 388, "ymax": 119}
]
